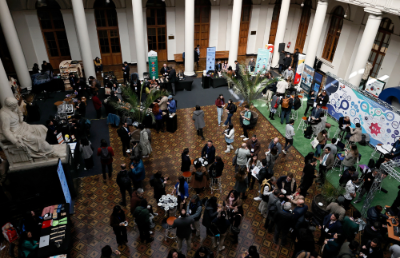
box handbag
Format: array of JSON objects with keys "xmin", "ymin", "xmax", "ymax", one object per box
[
  {"xmin": 2, "ymin": 223, "xmax": 18, "ymax": 243},
  {"xmin": 273, "ymin": 98, "xmax": 279, "ymax": 109},
  {"xmin": 311, "ymin": 137, "xmax": 319, "ymax": 149}
]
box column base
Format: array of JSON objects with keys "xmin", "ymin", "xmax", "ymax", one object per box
[{"xmin": 184, "ymin": 71, "xmax": 196, "ymax": 77}]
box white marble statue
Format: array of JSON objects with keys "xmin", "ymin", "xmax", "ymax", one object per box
[{"xmin": 0, "ymin": 97, "xmax": 54, "ymax": 158}]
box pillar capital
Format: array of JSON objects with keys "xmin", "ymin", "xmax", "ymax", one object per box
[
  {"xmin": 364, "ymin": 7, "xmax": 382, "ymax": 17},
  {"xmin": 317, "ymin": 0, "xmax": 329, "ymax": 4}
]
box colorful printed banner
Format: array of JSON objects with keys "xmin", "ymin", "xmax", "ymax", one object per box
[
  {"xmin": 325, "ymin": 76, "xmax": 400, "ymax": 147},
  {"xmin": 300, "ymin": 64, "xmax": 314, "ymax": 93},
  {"xmin": 206, "ymin": 47, "xmax": 216, "ymax": 73},
  {"xmin": 365, "ymin": 79, "xmax": 386, "ymax": 97},
  {"xmin": 148, "ymin": 50, "xmax": 158, "ymax": 79},
  {"xmin": 294, "ymin": 54, "xmax": 306, "ymax": 84},
  {"xmin": 255, "ymin": 48, "xmax": 270, "ymax": 74}
]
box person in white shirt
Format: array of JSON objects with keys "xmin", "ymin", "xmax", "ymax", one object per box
[
  {"xmin": 343, "ymin": 178, "xmax": 357, "ymax": 210},
  {"xmin": 389, "ymin": 244, "xmax": 400, "ymax": 258},
  {"xmin": 282, "ymin": 66, "xmax": 294, "ymax": 80},
  {"xmin": 283, "ymin": 119, "xmax": 295, "ymax": 154},
  {"xmin": 276, "ymin": 78, "xmax": 289, "ymax": 97},
  {"xmin": 224, "ymin": 124, "xmax": 235, "ymax": 153}
]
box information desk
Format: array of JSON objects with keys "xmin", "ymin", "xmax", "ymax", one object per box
[
  {"xmin": 210, "ymin": 77, "xmax": 227, "ymax": 88},
  {"xmin": 37, "ymin": 204, "xmax": 71, "ymax": 258},
  {"xmin": 177, "ymin": 77, "xmax": 194, "ymax": 91}
]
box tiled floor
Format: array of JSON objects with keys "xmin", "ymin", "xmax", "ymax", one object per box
[{"xmin": 68, "ymin": 104, "xmax": 367, "ymax": 258}]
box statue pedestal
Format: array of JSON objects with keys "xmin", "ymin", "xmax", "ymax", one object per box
[{"xmin": 8, "ymin": 144, "xmax": 69, "ymax": 173}]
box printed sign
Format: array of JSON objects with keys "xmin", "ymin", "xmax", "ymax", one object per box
[
  {"xmin": 206, "ymin": 47, "xmax": 216, "ymax": 73},
  {"xmin": 294, "ymin": 54, "xmax": 306, "ymax": 85},
  {"xmin": 148, "ymin": 50, "xmax": 158, "ymax": 79},
  {"xmin": 300, "ymin": 64, "xmax": 314, "ymax": 93},
  {"xmin": 365, "ymin": 79, "xmax": 386, "ymax": 97},
  {"xmin": 255, "ymin": 48, "xmax": 270, "ymax": 74},
  {"xmin": 57, "ymin": 159, "xmax": 71, "ymax": 206}
]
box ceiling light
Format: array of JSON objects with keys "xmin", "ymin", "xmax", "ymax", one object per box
[
  {"xmin": 37, "ymin": 0, "xmax": 47, "ymax": 7},
  {"xmin": 301, "ymin": 2, "xmax": 304, "ymax": 7}
]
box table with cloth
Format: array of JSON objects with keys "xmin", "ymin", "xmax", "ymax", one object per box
[
  {"xmin": 32, "ymin": 79, "xmax": 65, "ymax": 94},
  {"xmin": 37, "ymin": 204, "xmax": 71, "ymax": 258},
  {"xmin": 177, "ymin": 77, "xmax": 194, "ymax": 91},
  {"xmin": 210, "ymin": 77, "xmax": 227, "ymax": 88}
]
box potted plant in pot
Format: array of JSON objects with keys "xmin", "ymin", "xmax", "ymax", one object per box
[{"xmin": 312, "ymin": 182, "xmax": 344, "ymax": 222}]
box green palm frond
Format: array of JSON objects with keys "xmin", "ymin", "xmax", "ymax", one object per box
[{"xmin": 222, "ymin": 63, "xmax": 280, "ymax": 105}]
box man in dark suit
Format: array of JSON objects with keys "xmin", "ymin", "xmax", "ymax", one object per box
[
  {"xmin": 215, "ymin": 60, "xmax": 222, "ymax": 72},
  {"xmin": 172, "ymin": 208, "xmax": 194, "ymax": 253},
  {"xmin": 160, "ymin": 64, "xmax": 169, "ymax": 77},
  {"xmin": 274, "ymin": 202, "xmax": 294, "ymax": 245},
  {"xmin": 201, "ymin": 140, "xmax": 216, "ymax": 165},
  {"xmin": 283, "ymin": 53, "xmax": 292, "ymax": 71},
  {"xmin": 75, "ymin": 98, "xmax": 86, "ymax": 117},
  {"xmin": 311, "ymin": 103, "xmax": 323, "ymax": 120},
  {"xmin": 318, "ymin": 213, "xmax": 342, "ymax": 245},
  {"xmin": 169, "ymin": 66, "xmax": 177, "ymax": 96},
  {"xmin": 122, "ymin": 62, "xmax": 130, "ymax": 85},
  {"xmin": 338, "ymin": 116, "xmax": 351, "ymax": 138},
  {"xmin": 117, "ymin": 123, "xmax": 131, "ymax": 157},
  {"xmin": 318, "ymin": 147, "xmax": 334, "ymax": 185}
]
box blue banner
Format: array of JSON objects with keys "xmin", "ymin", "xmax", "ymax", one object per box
[
  {"xmin": 206, "ymin": 47, "xmax": 216, "ymax": 73},
  {"xmin": 255, "ymin": 48, "xmax": 270, "ymax": 74}
]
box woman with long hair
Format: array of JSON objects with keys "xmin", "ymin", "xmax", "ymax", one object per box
[
  {"xmin": 109, "ymin": 205, "xmax": 128, "ymax": 246},
  {"xmin": 192, "ymin": 105, "xmax": 205, "ymax": 140},
  {"xmin": 234, "ymin": 166, "xmax": 248, "ymax": 199},
  {"xmin": 202, "ymin": 197, "xmax": 219, "ymax": 239},
  {"xmin": 150, "ymin": 171, "xmax": 167, "ymax": 201},
  {"xmin": 181, "ymin": 148, "xmax": 191, "ymax": 173},
  {"xmin": 190, "ymin": 162, "xmax": 209, "ymax": 194},
  {"xmin": 222, "ymin": 60, "xmax": 228, "ymax": 71},
  {"xmin": 225, "ymin": 190, "xmax": 242, "ymax": 219},
  {"xmin": 246, "ymin": 155, "xmax": 262, "ymax": 190},
  {"xmin": 194, "ymin": 246, "xmax": 213, "ymax": 258},
  {"xmin": 167, "ymin": 248, "xmax": 186, "ymax": 258},
  {"xmin": 152, "ymin": 103, "xmax": 164, "ymax": 133},
  {"xmin": 266, "ymin": 146, "xmax": 279, "ymax": 175},
  {"xmin": 224, "ymin": 124, "xmax": 235, "ymax": 153},
  {"xmin": 173, "ymin": 176, "xmax": 189, "ymax": 211},
  {"xmin": 215, "ymin": 94, "xmax": 225, "ymax": 126},
  {"xmin": 94, "ymin": 57, "xmax": 103, "ymax": 73},
  {"xmin": 79, "ymin": 137, "xmax": 94, "ymax": 170},
  {"xmin": 209, "ymin": 156, "xmax": 224, "ymax": 179},
  {"xmin": 19, "ymin": 231, "xmax": 38, "ymax": 258},
  {"xmin": 342, "ymin": 144, "xmax": 359, "ymax": 171}
]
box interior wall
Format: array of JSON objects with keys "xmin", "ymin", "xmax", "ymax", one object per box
[
  {"xmin": 175, "ymin": 6, "xmax": 185, "ymax": 54},
  {"xmin": 217, "ymin": 4, "xmax": 228, "ymax": 51},
  {"xmin": 166, "ymin": 7, "xmax": 177, "ymax": 60},
  {"xmin": 84, "ymin": 9, "xmax": 101, "ymax": 59},
  {"xmin": 209, "ymin": 6, "xmax": 219, "ymax": 49},
  {"xmin": 116, "ymin": 8, "xmax": 132, "ymax": 63},
  {"xmin": 60, "ymin": 9, "xmax": 82, "ymax": 60}
]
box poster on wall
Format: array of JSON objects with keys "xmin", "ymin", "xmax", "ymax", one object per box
[
  {"xmin": 148, "ymin": 50, "xmax": 158, "ymax": 79},
  {"xmin": 324, "ymin": 75, "xmax": 340, "ymax": 96},
  {"xmin": 294, "ymin": 54, "xmax": 306, "ymax": 84},
  {"xmin": 365, "ymin": 79, "xmax": 386, "ymax": 97},
  {"xmin": 206, "ymin": 47, "xmax": 216, "ymax": 73},
  {"xmin": 255, "ymin": 48, "xmax": 270, "ymax": 74},
  {"xmin": 300, "ymin": 64, "xmax": 314, "ymax": 93},
  {"xmin": 326, "ymin": 80, "xmax": 400, "ymax": 147},
  {"xmin": 311, "ymin": 71, "xmax": 323, "ymax": 98}
]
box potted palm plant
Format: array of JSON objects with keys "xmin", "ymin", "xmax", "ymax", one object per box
[
  {"xmin": 221, "ymin": 63, "xmax": 279, "ymax": 107},
  {"xmin": 111, "ymin": 85, "xmax": 166, "ymax": 124}
]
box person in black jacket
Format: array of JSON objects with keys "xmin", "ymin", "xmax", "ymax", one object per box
[
  {"xmin": 187, "ymin": 194, "xmax": 203, "ymax": 237},
  {"xmin": 116, "ymin": 164, "xmax": 133, "ymax": 206},
  {"xmin": 181, "ymin": 148, "xmax": 191, "ymax": 172},
  {"xmin": 280, "ymin": 95, "xmax": 294, "ymax": 125},
  {"xmin": 291, "ymin": 227, "xmax": 315, "ymax": 258},
  {"xmin": 292, "ymin": 49, "xmax": 300, "ymax": 71},
  {"xmin": 169, "ymin": 66, "xmax": 177, "ymax": 96},
  {"xmin": 117, "ymin": 123, "xmax": 131, "ymax": 157},
  {"xmin": 122, "ymin": 62, "xmax": 130, "ymax": 85},
  {"xmin": 45, "ymin": 120, "xmax": 58, "ymax": 144},
  {"xmin": 194, "ymin": 48, "xmax": 199, "ymax": 70},
  {"xmin": 209, "ymin": 156, "xmax": 224, "ymax": 179},
  {"xmin": 211, "ymin": 211, "xmax": 230, "ymax": 251},
  {"xmin": 283, "ymin": 53, "xmax": 292, "ymax": 71},
  {"xmin": 130, "ymin": 73, "xmax": 141, "ymax": 97},
  {"xmin": 361, "ymin": 222, "xmax": 383, "ymax": 246},
  {"xmin": 318, "ymin": 213, "xmax": 342, "ymax": 245},
  {"xmin": 223, "ymin": 99, "xmax": 236, "ymax": 126},
  {"xmin": 41, "ymin": 61, "xmax": 53, "ymax": 74},
  {"xmin": 304, "ymin": 90, "xmax": 316, "ymax": 116},
  {"xmin": 75, "ymin": 98, "xmax": 86, "ymax": 117},
  {"xmin": 274, "ymin": 202, "xmax": 294, "ymax": 245},
  {"xmin": 354, "ymin": 170, "xmax": 378, "ymax": 204},
  {"xmin": 253, "ymin": 159, "xmax": 270, "ymax": 201},
  {"xmin": 316, "ymin": 90, "xmax": 329, "ymax": 107},
  {"xmin": 338, "ymin": 116, "xmax": 351, "ymax": 138},
  {"xmin": 360, "ymin": 239, "xmax": 383, "ymax": 258},
  {"xmin": 201, "ymin": 141, "xmax": 216, "ymax": 165},
  {"xmin": 194, "ymin": 246, "xmax": 214, "ymax": 258},
  {"xmin": 299, "ymin": 158, "xmax": 317, "ymax": 196},
  {"xmin": 202, "ymin": 197, "xmax": 219, "ymax": 238},
  {"xmin": 150, "ymin": 171, "xmax": 167, "ymax": 201}
]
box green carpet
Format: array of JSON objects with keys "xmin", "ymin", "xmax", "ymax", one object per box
[{"xmin": 253, "ymin": 98, "xmax": 398, "ymax": 212}]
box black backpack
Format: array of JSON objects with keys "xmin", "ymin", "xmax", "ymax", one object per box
[
  {"xmin": 293, "ymin": 96, "xmax": 301, "ymax": 110},
  {"xmin": 100, "ymin": 147, "xmax": 111, "ymax": 160},
  {"xmin": 367, "ymin": 158, "xmax": 376, "ymax": 169},
  {"xmin": 119, "ymin": 170, "xmax": 131, "ymax": 186},
  {"xmin": 304, "ymin": 125, "xmax": 313, "ymax": 139},
  {"xmin": 359, "ymin": 134, "xmax": 367, "ymax": 146},
  {"xmin": 231, "ymin": 104, "xmax": 237, "ymax": 113}
]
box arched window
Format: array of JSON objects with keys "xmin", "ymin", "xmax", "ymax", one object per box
[
  {"xmin": 368, "ymin": 18, "xmax": 394, "ymax": 78},
  {"xmin": 238, "ymin": 0, "xmax": 252, "ymax": 55},
  {"xmin": 146, "ymin": 0, "xmax": 167, "ymax": 61},
  {"xmin": 94, "ymin": 0, "xmax": 122, "ymax": 65},
  {"xmin": 322, "ymin": 6, "xmax": 345, "ymax": 62},
  {"xmin": 37, "ymin": 0, "xmax": 71, "ymax": 68},
  {"xmin": 294, "ymin": 0, "xmax": 312, "ymax": 53},
  {"xmin": 195, "ymin": 0, "xmax": 211, "ymax": 58},
  {"xmin": 268, "ymin": 0, "xmax": 281, "ymax": 44}
]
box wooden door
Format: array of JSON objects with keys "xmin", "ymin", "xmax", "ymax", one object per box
[
  {"xmin": 146, "ymin": 1, "xmax": 167, "ymax": 61},
  {"xmin": 238, "ymin": 2, "xmax": 252, "ymax": 56},
  {"xmin": 37, "ymin": 5, "xmax": 71, "ymax": 69},
  {"xmin": 268, "ymin": 0, "xmax": 281, "ymax": 44},
  {"xmin": 195, "ymin": 0, "xmax": 211, "ymax": 58},
  {"xmin": 294, "ymin": 1, "xmax": 311, "ymax": 53},
  {"xmin": 94, "ymin": 3, "xmax": 122, "ymax": 65}
]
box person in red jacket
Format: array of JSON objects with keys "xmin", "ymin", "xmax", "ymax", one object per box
[
  {"xmin": 97, "ymin": 139, "xmax": 115, "ymax": 180},
  {"xmin": 92, "ymin": 91, "xmax": 102, "ymax": 119},
  {"xmin": 215, "ymin": 94, "xmax": 225, "ymax": 126}
]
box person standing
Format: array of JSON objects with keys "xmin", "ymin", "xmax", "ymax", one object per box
[
  {"xmin": 235, "ymin": 143, "xmax": 251, "ymax": 172},
  {"xmin": 343, "ymin": 177, "xmax": 357, "ymax": 209},
  {"xmin": 248, "ymin": 58, "xmax": 255, "ymax": 72},
  {"xmin": 389, "ymin": 244, "xmax": 400, "ymax": 258},
  {"xmin": 211, "ymin": 211, "xmax": 230, "ymax": 252},
  {"xmin": 283, "ymin": 119, "xmax": 295, "ymax": 154},
  {"xmin": 276, "ymin": 78, "xmax": 289, "ymax": 97},
  {"xmin": 110, "ymin": 205, "xmax": 128, "ymax": 246},
  {"xmin": 169, "ymin": 66, "xmax": 177, "ymax": 96},
  {"xmin": 130, "ymin": 157, "xmax": 145, "ymax": 190},
  {"xmin": 193, "ymin": 105, "xmax": 205, "ymax": 140},
  {"xmin": 173, "ymin": 176, "xmax": 190, "ymax": 211},
  {"xmin": 138, "ymin": 124, "xmax": 152, "ymax": 158},
  {"xmin": 299, "ymin": 158, "xmax": 317, "ymax": 196},
  {"xmin": 318, "ymin": 147, "xmax": 334, "ymax": 185},
  {"xmin": 167, "ymin": 95, "xmax": 177, "ymax": 113},
  {"xmin": 194, "ymin": 48, "xmax": 199, "ymax": 70},
  {"xmin": 160, "ymin": 64, "xmax": 169, "ymax": 77},
  {"xmin": 246, "ymin": 135, "xmax": 260, "ymax": 157},
  {"xmin": 317, "ymin": 213, "xmax": 342, "ymax": 245},
  {"xmin": 223, "ymin": 99, "xmax": 236, "ymax": 126},
  {"xmin": 293, "ymin": 49, "xmax": 300, "ymax": 71},
  {"xmin": 117, "ymin": 123, "xmax": 131, "ymax": 157},
  {"xmin": 354, "ymin": 169, "xmax": 378, "ymax": 204},
  {"xmin": 246, "ymin": 155, "xmax": 262, "ymax": 190},
  {"xmin": 116, "ymin": 164, "xmax": 133, "ymax": 206},
  {"xmin": 215, "ymin": 94, "xmax": 225, "ymax": 126},
  {"xmin": 172, "ymin": 208, "xmax": 194, "ymax": 254},
  {"xmin": 150, "ymin": 171, "xmax": 167, "ymax": 202},
  {"xmin": 304, "ymin": 90, "xmax": 316, "ymax": 116},
  {"xmin": 94, "ymin": 57, "xmax": 103, "ymax": 73},
  {"xmin": 240, "ymin": 105, "xmax": 252, "ymax": 141},
  {"xmin": 152, "ymin": 103, "xmax": 164, "ymax": 133},
  {"xmin": 122, "ymin": 62, "xmax": 130, "ymax": 85},
  {"xmin": 100, "ymin": 245, "xmax": 121, "ymax": 258},
  {"xmin": 202, "ymin": 197, "xmax": 219, "ymax": 240},
  {"xmin": 92, "ymin": 91, "xmax": 102, "ymax": 119},
  {"xmin": 342, "ymin": 211, "xmax": 361, "ymax": 242},
  {"xmin": 278, "ymin": 50, "xmax": 285, "ymax": 74},
  {"xmin": 201, "ymin": 140, "xmax": 216, "ymax": 165},
  {"xmin": 187, "ymin": 194, "xmax": 203, "ymax": 238},
  {"xmin": 282, "ymin": 67, "xmax": 294, "ymax": 81},
  {"xmin": 79, "ymin": 137, "xmax": 94, "ymax": 170},
  {"xmin": 280, "ymin": 95, "xmax": 293, "ymax": 125},
  {"xmin": 274, "ymin": 202, "xmax": 294, "ymax": 245},
  {"xmin": 97, "ymin": 139, "xmax": 115, "ymax": 180},
  {"xmin": 235, "ymin": 166, "xmax": 249, "ymax": 199},
  {"xmin": 133, "ymin": 199, "xmax": 154, "ymax": 243},
  {"xmin": 268, "ymin": 137, "xmax": 283, "ymax": 155},
  {"xmin": 264, "ymin": 189, "xmax": 281, "ymax": 232},
  {"xmin": 283, "ymin": 53, "xmax": 292, "ymax": 71},
  {"xmin": 75, "ymin": 98, "xmax": 86, "ymax": 117},
  {"xmin": 181, "ymin": 148, "xmax": 191, "ymax": 173},
  {"xmin": 269, "ymin": 93, "xmax": 279, "ymax": 120},
  {"xmin": 224, "ymin": 124, "xmax": 235, "ymax": 153}
]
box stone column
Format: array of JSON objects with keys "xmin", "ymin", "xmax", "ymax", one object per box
[
  {"xmin": 0, "ymin": 0, "xmax": 32, "ymax": 90},
  {"xmin": 304, "ymin": 0, "xmax": 328, "ymax": 67},
  {"xmin": 132, "ymin": 0, "xmax": 147, "ymax": 79},
  {"xmin": 184, "ymin": 0, "xmax": 195, "ymax": 76},
  {"xmin": 271, "ymin": 0, "xmax": 290, "ymax": 67},
  {"xmin": 348, "ymin": 8, "xmax": 382, "ymax": 86},
  {"xmin": 228, "ymin": 0, "xmax": 243, "ymax": 67},
  {"xmin": 71, "ymin": 0, "xmax": 96, "ymax": 79},
  {"xmin": 0, "ymin": 59, "xmax": 14, "ymax": 106}
]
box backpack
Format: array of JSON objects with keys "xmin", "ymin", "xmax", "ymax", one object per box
[
  {"xmin": 231, "ymin": 104, "xmax": 237, "ymax": 113},
  {"xmin": 359, "ymin": 134, "xmax": 369, "ymax": 146},
  {"xmin": 119, "ymin": 170, "xmax": 131, "ymax": 186},
  {"xmin": 100, "ymin": 147, "xmax": 111, "ymax": 160},
  {"xmin": 304, "ymin": 125, "xmax": 313, "ymax": 139},
  {"xmin": 281, "ymin": 98, "xmax": 290, "ymax": 109},
  {"xmin": 293, "ymin": 96, "xmax": 301, "ymax": 110},
  {"xmin": 367, "ymin": 158, "xmax": 376, "ymax": 169}
]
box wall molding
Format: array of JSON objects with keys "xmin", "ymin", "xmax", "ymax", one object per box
[{"xmin": 336, "ymin": 0, "xmax": 400, "ymax": 16}]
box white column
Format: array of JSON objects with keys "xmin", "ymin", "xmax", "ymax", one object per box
[
  {"xmin": 228, "ymin": 0, "xmax": 243, "ymax": 67},
  {"xmin": 60, "ymin": 9, "xmax": 82, "ymax": 60},
  {"xmin": 0, "ymin": 59, "xmax": 14, "ymax": 106},
  {"xmin": 0, "ymin": 0, "xmax": 32, "ymax": 90},
  {"xmin": 184, "ymin": 0, "xmax": 195, "ymax": 76},
  {"xmin": 271, "ymin": 0, "xmax": 290, "ymax": 67},
  {"xmin": 132, "ymin": 0, "xmax": 147, "ymax": 79},
  {"xmin": 71, "ymin": 0, "xmax": 96, "ymax": 79},
  {"xmin": 304, "ymin": 0, "xmax": 328, "ymax": 67},
  {"xmin": 348, "ymin": 8, "xmax": 382, "ymax": 86}
]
